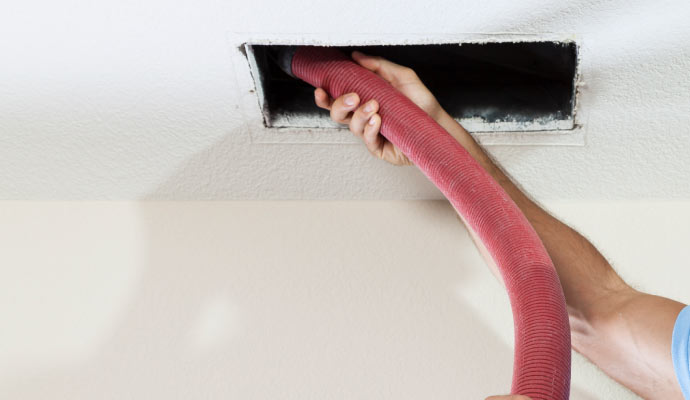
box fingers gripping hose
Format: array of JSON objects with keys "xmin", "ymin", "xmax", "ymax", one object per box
[{"xmin": 285, "ymin": 46, "xmax": 571, "ymax": 399}]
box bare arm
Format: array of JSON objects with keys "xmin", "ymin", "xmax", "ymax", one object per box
[
  {"xmin": 435, "ymin": 110, "xmax": 686, "ymax": 400},
  {"xmin": 316, "ymin": 51, "xmax": 687, "ymax": 400}
]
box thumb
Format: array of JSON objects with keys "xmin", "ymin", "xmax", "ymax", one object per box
[{"xmin": 351, "ymin": 50, "xmax": 416, "ymax": 85}]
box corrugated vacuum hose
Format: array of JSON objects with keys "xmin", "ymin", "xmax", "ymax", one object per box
[{"xmin": 276, "ymin": 46, "xmax": 571, "ymax": 400}]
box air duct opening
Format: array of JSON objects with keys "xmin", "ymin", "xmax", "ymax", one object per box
[{"xmin": 245, "ymin": 42, "xmax": 579, "ymax": 132}]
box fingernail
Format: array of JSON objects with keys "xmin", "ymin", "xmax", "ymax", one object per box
[
  {"xmin": 364, "ymin": 101, "xmax": 375, "ymax": 113},
  {"xmin": 368, "ymin": 117, "xmax": 376, "ymax": 125},
  {"xmin": 344, "ymin": 95, "xmax": 356, "ymax": 106}
]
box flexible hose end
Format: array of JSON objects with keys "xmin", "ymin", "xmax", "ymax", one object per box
[{"xmin": 270, "ymin": 46, "xmax": 299, "ymax": 78}]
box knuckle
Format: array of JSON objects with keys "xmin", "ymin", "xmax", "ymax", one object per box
[
  {"xmin": 349, "ymin": 121, "xmax": 361, "ymax": 135},
  {"xmin": 330, "ymin": 104, "xmax": 345, "ymax": 122},
  {"xmin": 401, "ymin": 66, "xmax": 417, "ymax": 78},
  {"xmin": 353, "ymin": 107, "xmax": 367, "ymax": 121},
  {"xmin": 329, "ymin": 107, "xmax": 339, "ymax": 121}
]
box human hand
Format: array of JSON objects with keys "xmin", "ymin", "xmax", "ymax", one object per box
[{"xmin": 314, "ymin": 50, "xmax": 447, "ymax": 166}]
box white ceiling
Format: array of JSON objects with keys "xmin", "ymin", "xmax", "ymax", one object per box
[{"xmin": 1, "ymin": 0, "xmax": 689, "ymax": 200}]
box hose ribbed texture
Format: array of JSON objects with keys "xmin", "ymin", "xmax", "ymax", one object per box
[{"xmin": 291, "ymin": 46, "xmax": 571, "ymax": 399}]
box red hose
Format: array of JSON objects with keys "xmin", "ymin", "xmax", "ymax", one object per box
[{"xmin": 291, "ymin": 46, "xmax": 571, "ymax": 399}]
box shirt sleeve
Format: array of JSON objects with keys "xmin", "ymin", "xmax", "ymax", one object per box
[{"xmin": 672, "ymin": 304, "xmax": 690, "ymax": 399}]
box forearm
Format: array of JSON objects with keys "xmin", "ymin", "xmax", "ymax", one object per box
[
  {"xmin": 436, "ymin": 111, "xmax": 626, "ymax": 312},
  {"xmin": 436, "ymin": 111, "xmax": 686, "ymax": 399}
]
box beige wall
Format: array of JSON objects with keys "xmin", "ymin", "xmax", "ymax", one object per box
[{"xmin": 2, "ymin": 201, "xmax": 689, "ymax": 399}]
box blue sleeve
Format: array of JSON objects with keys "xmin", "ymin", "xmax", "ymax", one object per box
[{"xmin": 672, "ymin": 305, "xmax": 690, "ymax": 399}]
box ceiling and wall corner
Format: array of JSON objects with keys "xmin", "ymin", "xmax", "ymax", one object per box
[{"xmin": 1, "ymin": 0, "xmax": 689, "ymax": 200}]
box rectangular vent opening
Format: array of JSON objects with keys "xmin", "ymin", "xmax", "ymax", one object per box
[{"xmin": 246, "ymin": 42, "xmax": 579, "ymax": 132}]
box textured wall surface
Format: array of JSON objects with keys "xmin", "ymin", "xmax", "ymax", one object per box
[
  {"xmin": 1, "ymin": 0, "xmax": 689, "ymax": 200},
  {"xmin": 2, "ymin": 200, "xmax": 689, "ymax": 399}
]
